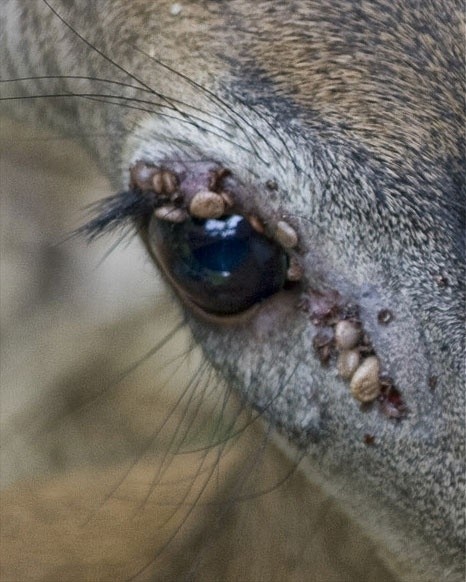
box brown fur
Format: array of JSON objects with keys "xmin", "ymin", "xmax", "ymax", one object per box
[{"xmin": 1, "ymin": 1, "xmax": 464, "ymax": 580}]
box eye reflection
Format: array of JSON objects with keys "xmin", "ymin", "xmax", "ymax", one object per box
[{"xmin": 148, "ymin": 214, "xmax": 288, "ymax": 315}]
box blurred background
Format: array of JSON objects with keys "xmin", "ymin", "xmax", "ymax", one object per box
[{"xmin": 0, "ymin": 117, "xmax": 397, "ymax": 581}]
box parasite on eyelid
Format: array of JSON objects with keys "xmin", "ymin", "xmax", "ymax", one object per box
[
  {"xmin": 337, "ymin": 349, "xmax": 360, "ymax": 380},
  {"xmin": 189, "ymin": 190, "xmax": 226, "ymax": 219},
  {"xmin": 334, "ymin": 320, "xmax": 362, "ymax": 350},
  {"xmin": 286, "ymin": 256, "xmax": 304, "ymax": 282},
  {"xmin": 208, "ymin": 166, "xmax": 231, "ymax": 189},
  {"xmin": 154, "ymin": 205, "xmax": 188, "ymax": 223},
  {"xmin": 275, "ymin": 220, "xmax": 298, "ymax": 249},
  {"xmin": 350, "ymin": 356, "xmax": 381, "ymax": 403},
  {"xmin": 152, "ymin": 171, "xmax": 164, "ymax": 194},
  {"xmin": 312, "ymin": 327, "xmax": 334, "ymax": 366},
  {"xmin": 265, "ymin": 179, "xmax": 278, "ymax": 191},
  {"xmin": 434, "ymin": 274, "xmax": 449, "ymax": 287},
  {"xmin": 248, "ymin": 215, "xmax": 265, "ymax": 234},
  {"xmin": 130, "ymin": 161, "xmax": 158, "ymax": 191},
  {"xmin": 220, "ymin": 192, "xmax": 234, "ymax": 208},
  {"xmin": 378, "ymin": 385, "xmax": 408, "ymax": 419},
  {"xmin": 152, "ymin": 169, "xmax": 178, "ymax": 195},
  {"xmin": 163, "ymin": 170, "xmax": 178, "ymax": 194},
  {"xmin": 300, "ymin": 289, "xmax": 342, "ymax": 327}
]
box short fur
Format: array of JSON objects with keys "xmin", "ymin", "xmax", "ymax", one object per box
[{"xmin": 1, "ymin": 1, "xmax": 464, "ymax": 580}]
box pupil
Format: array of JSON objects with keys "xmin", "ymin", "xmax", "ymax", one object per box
[
  {"xmin": 149, "ymin": 214, "xmax": 288, "ymax": 315},
  {"xmin": 192, "ymin": 239, "xmax": 248, "ymax": 274},
  {"xmin": 188, "ymin": 215, "xmax": 249, "ymax": 276}
]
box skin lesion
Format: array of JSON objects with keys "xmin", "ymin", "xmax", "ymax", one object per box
[
  {"xmin": 0, "ymin": 124, "xmax": 401, "ymax": 581},
  {"xmin": 300, "ymin": 287, "xmax": 407, "ymax": 412},
  {"xmin": 1, "ymin": 1, "xmax": 464, "ymax": 580}
]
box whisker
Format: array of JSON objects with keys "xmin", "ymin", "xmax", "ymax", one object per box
[
  {"xmin": 47, "ymin": 320, "xmax": 187, "ymax": 427},
  {"xmin": 2, "ymin": 91, "xmax": 260, "ymax": 158},
  {"xmin": 1, "ymin": 75, "xmax": 232, "ymax": 128},
  {"xmin": 126, "ymin": 414, "xmax": 241, "ymax": 581},
  {"xmin": 16, "ymin": 5, "xmax": 315, "ymax": 577},
  {"xmin": 40, "ymin": 0, "xmax": 232, "ymax": 143},
  {"xmin": 134, "ymin": 46, "xmax": 272, "ymax": 168},
  {"xmin": 0, "ymin": 92, "xmax": 230, "ymax": 134},
  {"xmin": 232, "ymin": 441, "xmax": 306, "ymax": 502},
  {"xmin": 134, "ymin": 46, "xmax": 309, "ymax": 178},
  {"xmin": 179, "ymin": 354, "xmax": 302, "ymax": 454},
  {"xmin": 235, "ymin": 93, "xmax": 305, "ymax": 176},
  {"xmin": 76, "ymin": 94, "xmax": 261, "ymax": 158},
  {"xmin": 40, "ymin": 0, "xmax": 157, "ymax": 92},
  {"xmin": 74, "ymin": 93, "xmax": 238, "ymax": 135},
  {"xmin": 82, "ymin": 352, "xmax": 207, "ymax": 524},
  {"xmin": 1, "ymin": 319, "xmax": 189, "ymax": 452},
  {"xmin": 0, "ymin": 74, "xmax": 154, "ymax": 93},
  {"xmin": 130, "ymin": 363, "xmax": 217, "ymax": 517}
]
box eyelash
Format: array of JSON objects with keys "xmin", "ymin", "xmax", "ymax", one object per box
[
  {"xmin": 78, "ymin": 188, "xmax": 154, "ymax": 241},
  {"xmin": 79, "ymin": 175, "xmax": 295, "ymax": 320}
]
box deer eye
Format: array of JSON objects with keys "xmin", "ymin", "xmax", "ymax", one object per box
[{"xmin": 148, "ymin": 214, "xmax": 288, "ymax": 315}]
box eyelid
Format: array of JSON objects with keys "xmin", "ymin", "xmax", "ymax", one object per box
[
  {"xmin": 79, "ymin": 159, "xmax": 306, "ymax": 325},
  {"xmin": 80, "ymin": 189, "xmax": 301, "ymax": 326}
]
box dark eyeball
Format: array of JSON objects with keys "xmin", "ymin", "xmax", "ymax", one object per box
[{"xmin": 148, "ymin": 214, "xmax": 288, "ymax": 315}]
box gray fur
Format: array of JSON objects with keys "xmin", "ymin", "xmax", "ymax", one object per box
[{"xmin": 1, "ymin": 1, "xmax": 464, "ymax": 579}]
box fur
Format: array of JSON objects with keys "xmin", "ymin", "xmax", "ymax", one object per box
[{"xmin": 1, "ymin": 1, "xmax": 464, "ymax": 580}]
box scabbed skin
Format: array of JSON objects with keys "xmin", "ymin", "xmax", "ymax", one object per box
[{"xmin": 2, "ymin": 1, "xmax": 464, "ymax": 580}]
